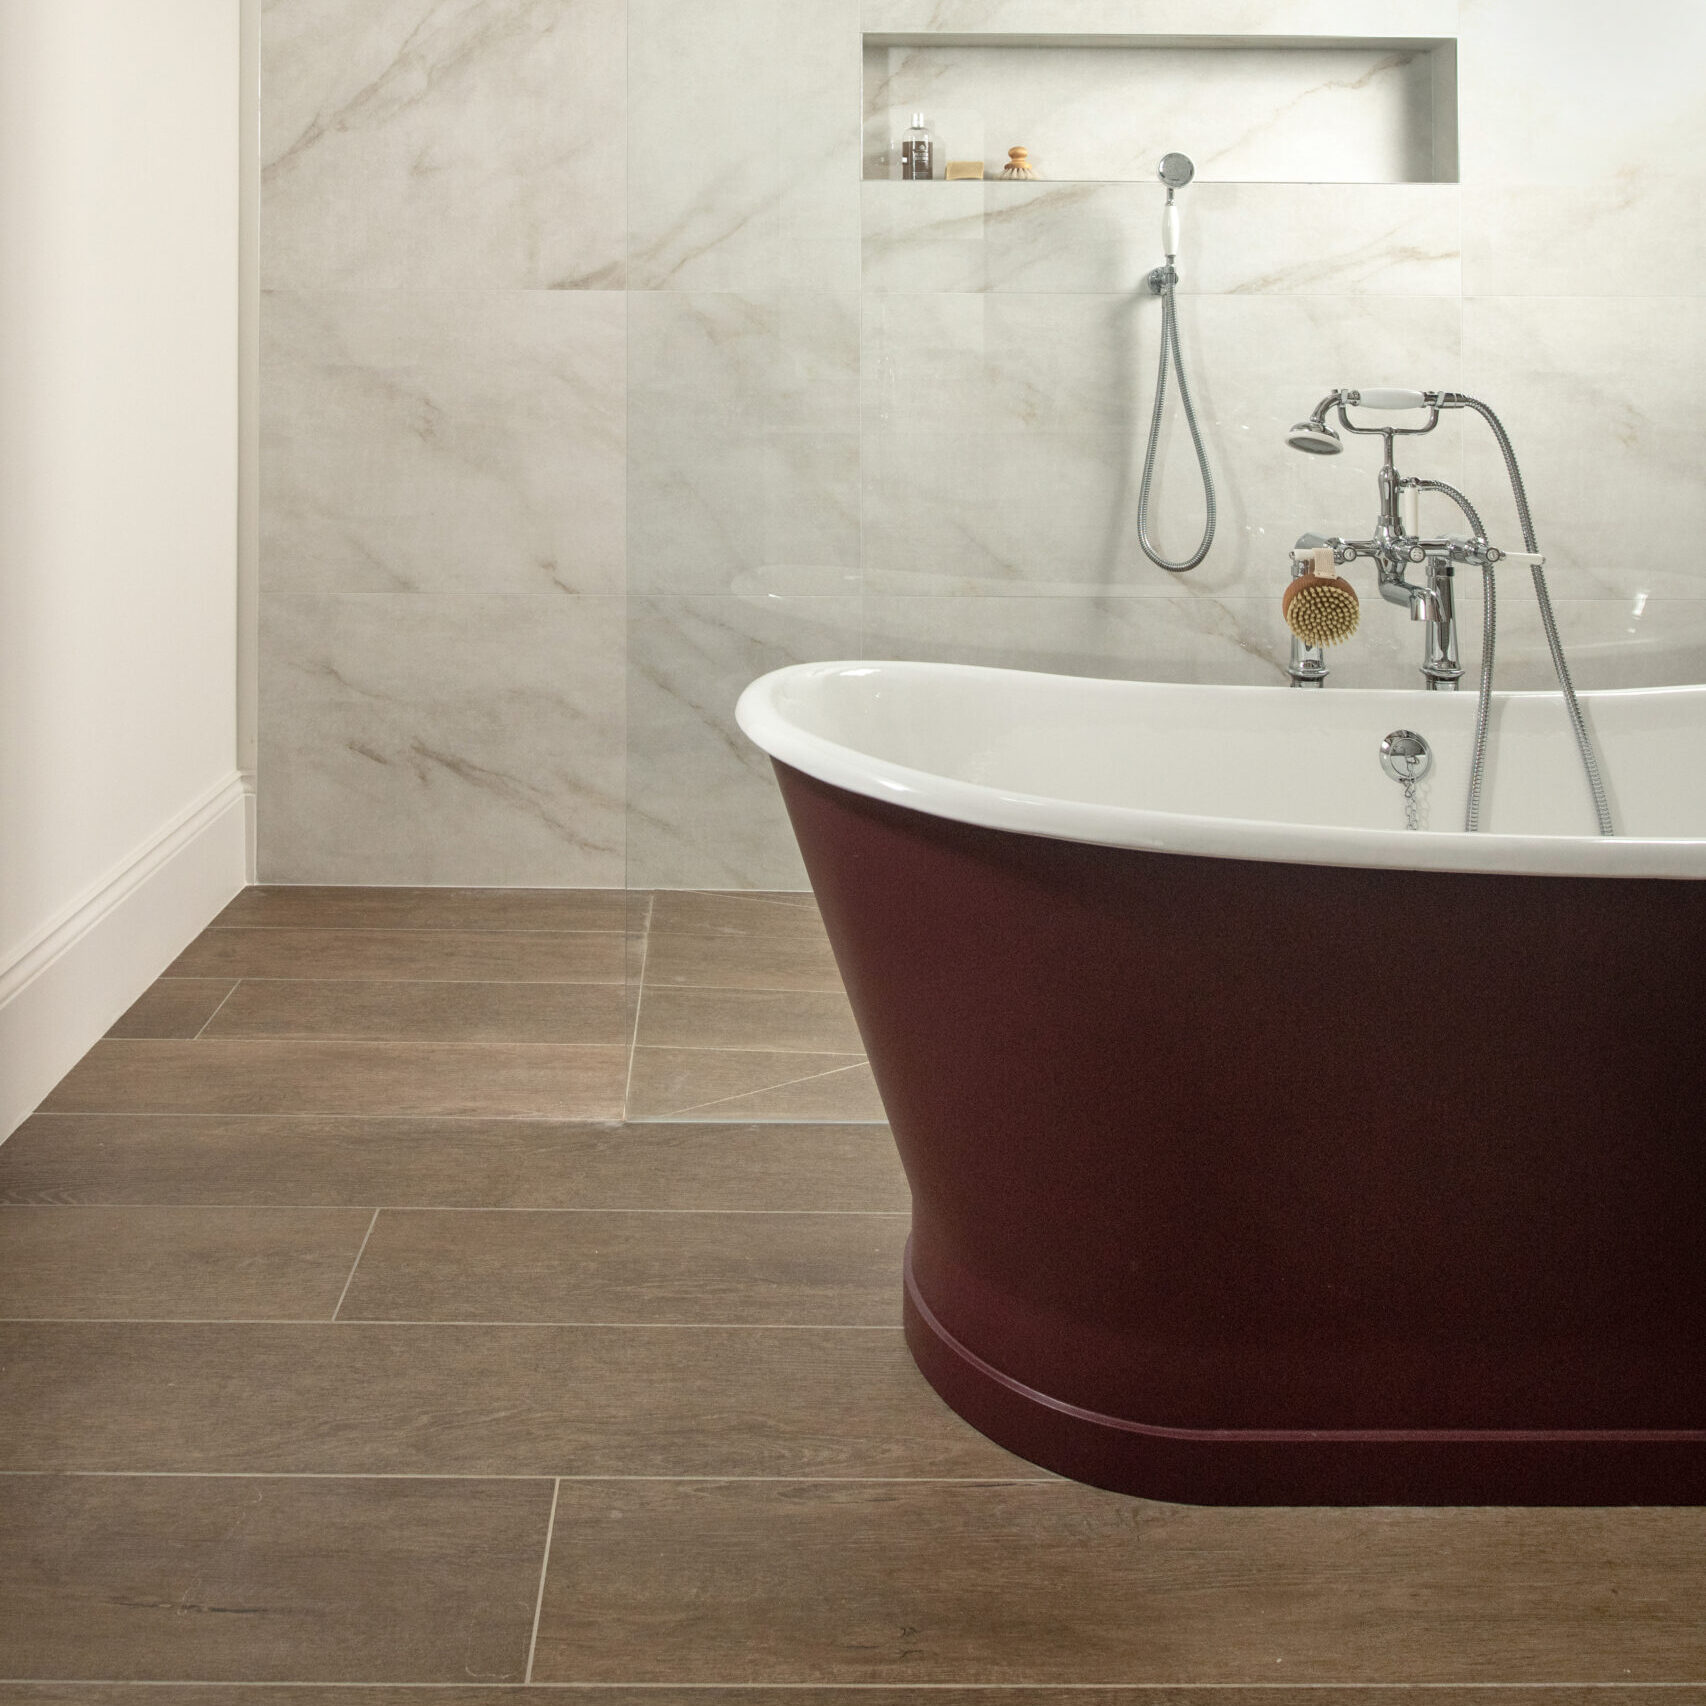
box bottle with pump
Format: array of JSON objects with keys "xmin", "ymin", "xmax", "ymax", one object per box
[{"xmin": 901, "ymin": 111, "xmax": 934, "ymax": 180}]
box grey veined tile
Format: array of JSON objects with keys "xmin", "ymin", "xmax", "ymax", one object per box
[
  {"xmin": 261, "ymin": 0, "xmax": 625, "ymax": 288},
  {"xmin": 259, "ymin": 592, "xmax": 624, "ymax": 885},
  {"xmin": 627, "ymin": 0, "xmax": 861, "ymax": 291},
  {"xmin": 263, "ymin": 290, "xmax": 625, "ymax": 596},
  {"xmin": 626, "ymin": 595, "xmax": 860, "ymax": 889},
  {"xmin": 628, "ymin": 292, "xmax": 860, "ymax": 595}
]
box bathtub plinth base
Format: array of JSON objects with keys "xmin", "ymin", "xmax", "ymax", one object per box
[{"xmin": 904, "ymin": 1257, "xmax": 1706, "ymax": 1507}]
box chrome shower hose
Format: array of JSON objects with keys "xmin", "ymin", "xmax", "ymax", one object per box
[
  {"xmin": 1137, "ymin": 268, "xmax": 1216, "ymax": 573},
  {"xmin": 1408, "ymin": 477, "xmax": 1497, "ymax": 833},
  {"xmin": 1444, "ymin": 393, "xmax": 1614, "ymax": 837}
]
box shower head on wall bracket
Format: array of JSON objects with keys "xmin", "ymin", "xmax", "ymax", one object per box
[{"xmin": 1157, "ymin": 152, "xmax": 1195, "ymax": 189}]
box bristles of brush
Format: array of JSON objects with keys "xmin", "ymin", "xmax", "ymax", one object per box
[{"xmin": 1285, "ymin": 580, "xmax": 1360, "ymax": 647}]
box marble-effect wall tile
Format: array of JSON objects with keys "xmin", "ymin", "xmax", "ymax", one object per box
[
  {"xmin": 628, "ymin": 292, "xmax": 861, "ymax": 594},
  {"xmin": 1460, "ymin": 295, "xmax": 1706, "ymax": 604},
  {"xmin": 627, "ymin": 0, "xmax": 863, "ymax": 292},
  {"xmin": 261, "ymin": 593, "xmax": 625, "ymax": 884},
  {"xmin": 863, "ymin": 0, "xmax": 1460, "ymax": 35},
  {"xmin": 627, "ymin": 596, "xmax": 861, "ymax": 887},
  {"xmin": 862, "ymin": 293, "xmax": 1465, "ymax": 600},
  {"xmin": 262, "ymin": 0, "xmax": 626, "ymax": 289},
  {"xmin": 264, "ymin": 290, "xmax": 626, "ymax": 595},
  {"xmin": 861, "ymin": 182, "xmax": 1461, "ymax": 297}
]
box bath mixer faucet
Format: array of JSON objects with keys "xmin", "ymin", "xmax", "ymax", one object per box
[{"xmin": 1282, "ymin": 389, "xmax": 1531, "ymax": 692}]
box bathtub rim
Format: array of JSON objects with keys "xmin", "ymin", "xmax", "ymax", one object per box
[{"xmin": 737, "ymin": 661, "xmax": 1706, "ymax": 881}]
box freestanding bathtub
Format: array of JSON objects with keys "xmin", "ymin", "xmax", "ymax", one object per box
[{"xmin": 736, "ymin": 663, "xmax": 1706, "ymax": 1506}]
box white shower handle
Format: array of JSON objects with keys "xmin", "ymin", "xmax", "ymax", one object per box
[
  {"xmin": 1162, "ymin": 199, "xmax": 1180, "ymax": 259},
  {"xmin": 1349, "ymin": 388, "xmax": 1429, "ymax": 411}
]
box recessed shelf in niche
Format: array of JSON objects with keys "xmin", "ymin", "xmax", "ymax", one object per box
[{"xmin": 862, "ymin": 34, "xmax": 1459, "ymax": 185}]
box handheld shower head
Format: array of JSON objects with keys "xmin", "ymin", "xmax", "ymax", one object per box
[
  {"xmin": 1157, "ymin": 152, "xmax": 1195, "ymax": 190},
  {"xmin": 1286, "ymin": 416, "xmax": 1343, "ymax": 455}
]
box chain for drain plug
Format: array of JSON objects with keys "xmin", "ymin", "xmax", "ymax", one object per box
[{"xmin": 1380, "ymin": 729, "xmax": 1433, "ymax": 833}]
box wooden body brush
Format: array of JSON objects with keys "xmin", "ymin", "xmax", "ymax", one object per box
[{"xmin": 1283, "ymin": 546, "xmax": 1360, "ymax": 647}]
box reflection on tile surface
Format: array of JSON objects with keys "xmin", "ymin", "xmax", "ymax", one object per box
[{"xmin": 262, "ymin": 0, "xmax": 625, "ymax": 288}]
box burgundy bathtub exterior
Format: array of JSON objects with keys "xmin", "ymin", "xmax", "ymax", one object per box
[{"xmin": 772, "ymin": 759, "xmax": 1706, "ymax": 1506}]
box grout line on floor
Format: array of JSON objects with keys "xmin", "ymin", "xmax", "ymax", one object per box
[
  {"xmin": 525, "ymin": 1476, "xmax": 561, "ymax": 1684},
  {"xmin": 189, "ymin": 981, "xmax": 242, "ymax": 1040},
  {"xmin": 329, "ymin": 1209, "xmax": 380, "ymax": 1321},
  {"xmin": 0, "ymin": 1316, "xmax": 906, "ymax": 1328},
  {"xmin": 0, "ymin": 1681, "xmax": 1698, "ymax": 1691},
  {"xmin": 14, "ymin": 1112, "xmax": 884, "ymax": 1125},
  {"xmin": 0, "ymin": 1472, "xmax": 1058, "ymax": 1485},
  {"xmin": 622, "ymin": 905, "xmax": 653, "ymax": 1119},
  {"xmin": 650, "ymin": 1059, "xmax": 873, "ymax": 1121}
]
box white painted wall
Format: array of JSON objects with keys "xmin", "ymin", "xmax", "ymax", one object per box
[{"xmin": 0, "ymin": 0, "xmax": 246, "ymax": 1135}]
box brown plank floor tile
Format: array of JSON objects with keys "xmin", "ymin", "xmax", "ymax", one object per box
[
  {"xmin": 39, "ymin": 1041, "xmax": 629, "ymax": 1119},
  {"xmin": 168, "ymin": 927, "xmax": 627, "ymax": 983},
  {"xmin": 0, "ymin": 1117, "xmax": 910, "ymax": 1211},
  {"xmin": 0, "ymin": 1322, "xmax": 1033, "ymax": 1477},
  {"xmin": 106, "ymin": 979, "xmax": 236, "ymax": 1039},
  {"xmin": 649, "ymin": 890, "xmax": 823, "ymax": 938},
  {"xmin": 637, "ymin": 986, "xmax": 863, "ymax": 1053},
  {"xmin": 628, "ymin": 1049, "xmax": 885, "ymax": 1121},
  {"xmin": 340, "ymin": 1209, "xmax": 907, "ymax": 1325},
  {"xmin": 531, "ymin": 1480, "xmax": 1706, "ymax": 1685},
  {"xmin": 202, "ymin": 979, "xmax": 631, "ymax": 1044},
  {"xmin": 4, "ymin": 1694, "xmax": 1702, "ymax": 1706},
  {"xmin": 0, "ymin": 1474, "xmax": 552, "ymax": 1682},
  {"xmin": 215, "ymin": 884, "xmax": 628, "ymax": 932},
  {"xmin": 644, "ymin": 930, "xmax": 844, "ymax": 992},
  {"xmin": 0, "ymin": 1206, "xmax": 373, "ymax": 1320}
]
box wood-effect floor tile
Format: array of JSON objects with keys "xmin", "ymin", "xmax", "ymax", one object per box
[
  {"xmin": 105, "ymin": 980, "xmax": 236, "ymax": 1039},
  {"xmin": 0, "ymin": 1322, "xmax": 1031, "ymax": 1477},
  {"xmin": 636, "ymin": 987, "xmax": 863, "ymax": 1054},
  {"xmin": 0, "ymin": 1207, "xmax": 374, "ymax": 1320},
  {"xmin": 0, "ymin": 1474, "xmax": 553, "ymax": 1682},
  {"xmin": 648, "ymin": 890, "xmax": 823, "ymax": 938},
  {"xmin": 3, "ymin": 1693, "xmax": 1702, "ymax": 1706},
  {"xmin": 0, "ymin": 1117, "xmax": 910, "ymax": 1210},
  {"xmin": 215, "ymin": 884, "xmax": 628, "ymax": 932},
  {"xmin": 201, "ymin": 979, "xmax": 631, "ymax": 1044},
  {"xmin": 627, "ymin": 1050, "xmax": 885, "ymax": 1121},
  {"xmin": 530, "ymin": 1480, "xmax": 1706, "ymax": 1685},
  {"xmin": 340, "ymin": 1209, "xmax": 907, "ymax": 1325},
  {"xmin": 644, "ymin": 931, "xmax": 843, "ymax": 992},
  {"xmin": 39, "ymin": 1041, "xmax": 629, "ymax": 1119},
  {"xmin": 168, "ymin": 927, "xmax": 626, "ymax": 983}
]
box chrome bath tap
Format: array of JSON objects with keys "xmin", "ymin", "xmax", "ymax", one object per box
[{"xmin": 1282, "ymin": 389, "xmax": 1527, "ymax": 691}]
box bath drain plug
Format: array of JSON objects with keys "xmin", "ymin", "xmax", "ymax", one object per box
[{"xmin": 1380, "ymin": 729, "xmax": 1433, "ymax": 783}]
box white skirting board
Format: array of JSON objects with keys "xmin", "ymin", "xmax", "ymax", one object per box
[{"xmin": 0, "ymin": 771, "xmax": 251, "ymax": 1140}]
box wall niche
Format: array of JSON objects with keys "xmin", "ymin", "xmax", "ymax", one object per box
[{"xmin": 862, "ymin": 34, "xmax": 1459, "ymax": 184}]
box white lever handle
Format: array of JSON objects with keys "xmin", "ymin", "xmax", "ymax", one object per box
[
  {"xmin": 1349, "ymin": 388, "xmax": 1429, "ymax": 411},
  {"xmin": 1162, "ymin": 200, "xmax": 1180, "ymax": 258}
]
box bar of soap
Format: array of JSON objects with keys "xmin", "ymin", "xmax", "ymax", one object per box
[{"xmin": 944, "ymin": 160, "xmax": 985, "ymax": 180}]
